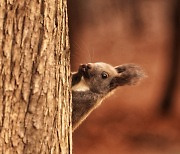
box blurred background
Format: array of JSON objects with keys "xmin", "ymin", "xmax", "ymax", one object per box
[{"xmin": 68, "ymin": 0, "xmax": 180, "ymax": 153}]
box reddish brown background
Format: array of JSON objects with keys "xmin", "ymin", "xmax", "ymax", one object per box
[{"xmin": 68, "ymin": 0, "xmax": 180, "ymax": 153}]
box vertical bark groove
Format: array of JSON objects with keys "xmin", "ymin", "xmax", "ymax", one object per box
[{"xmin": 0, "ymin": 0, "xmax": 72, "ymax": 153}]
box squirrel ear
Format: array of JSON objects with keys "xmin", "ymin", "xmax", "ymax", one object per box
[
  {"xmin": 111, "ymin": 64, "xmax": 146, "ymax": 89},
  {"xmin": 114, "ymin": 65, "xmax": 127, "ymax": 73}
]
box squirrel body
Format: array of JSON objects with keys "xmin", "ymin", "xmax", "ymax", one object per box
[{"xmin": 72, "ymin": 62, "xmax": 144, "ymax": 131}]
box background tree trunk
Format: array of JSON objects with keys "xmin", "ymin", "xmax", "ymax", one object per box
[{"xmin": 0, "ymin": 0, "xmax": 72, "ymax": 153}]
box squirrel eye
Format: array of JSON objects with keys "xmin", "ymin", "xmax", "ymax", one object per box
[{"xmin": 101, "ymin": 72, "xmax": 109, "ymax": 79}]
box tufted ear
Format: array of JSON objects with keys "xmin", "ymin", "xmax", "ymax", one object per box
[
  {"xmin": 114, "ymin": 64, "xmax": 127, "ymax": 73},
  {"xmin": 110, "ymin": 64, "xmax": 145, "ymax": 90}
]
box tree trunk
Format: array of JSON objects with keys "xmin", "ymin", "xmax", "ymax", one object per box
[{"xmin": 0, "ymin": 0, "xmax": 72, "ymax": 153}]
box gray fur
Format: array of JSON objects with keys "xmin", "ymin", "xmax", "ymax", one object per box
[{"xmin": 72, "ymin": 62, "xmax": 145, "ymax": 131}]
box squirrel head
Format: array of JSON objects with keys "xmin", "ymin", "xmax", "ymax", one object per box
[{"xmin": 80, "ymin": 62, "xmax": 146, "ymax": 94}]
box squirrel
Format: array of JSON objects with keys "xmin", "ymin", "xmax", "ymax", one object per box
[{"xmin": 72, "ymin": 62, "xmax": 145, "ymax": 131}]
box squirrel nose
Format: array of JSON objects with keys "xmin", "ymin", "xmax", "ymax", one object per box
[
  {"xmin": 81, "ymin": 64, "xmax": 86, "ymax": 68},
  {"xmin": 87, "ymin": 63, "xmax": 92, "ymax": 69},
  {"xmin": 81, "ymin": 64, "xmax": 92, "ymax": 71}
]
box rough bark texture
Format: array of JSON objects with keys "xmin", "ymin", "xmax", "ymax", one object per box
[{"xmin": 0, "ymin": 0, "xmax": 72, "ymax": 153}]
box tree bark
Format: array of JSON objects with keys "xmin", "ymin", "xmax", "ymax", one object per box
[{"xmin": 0, "ymin": 0, "xmax": 72, "ymax": 153}]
